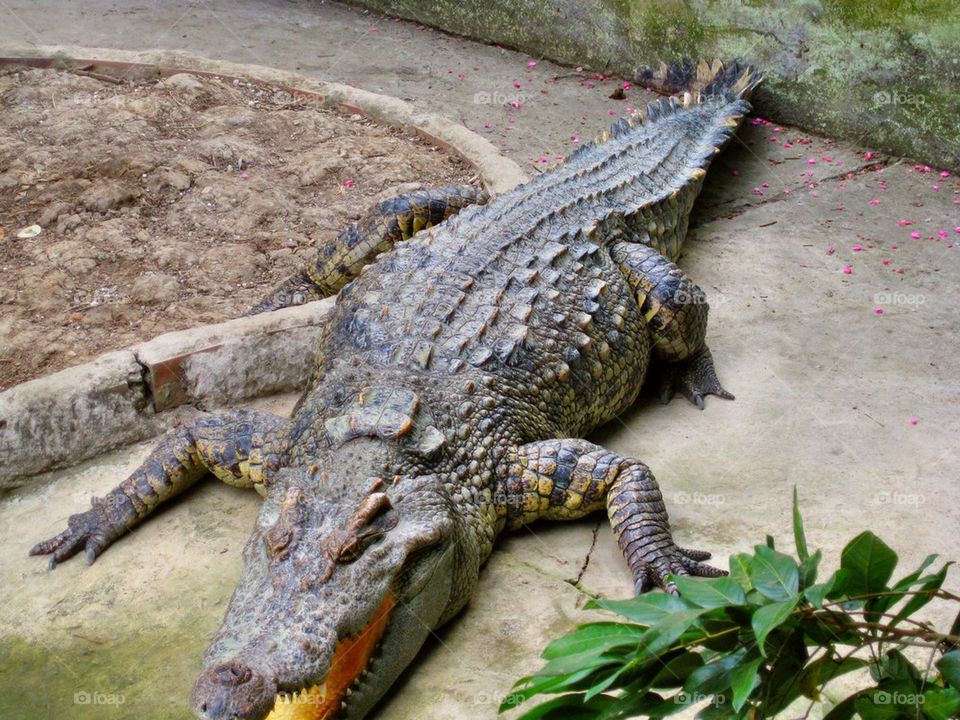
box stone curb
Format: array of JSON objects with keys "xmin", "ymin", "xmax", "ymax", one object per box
[
  {"xmin": 0, "ymin": 300, "xmax": 334, "ymax": 489},
  {"xmin": 0, "ymin": 48, "xmax": 528, "ymax": 488}
]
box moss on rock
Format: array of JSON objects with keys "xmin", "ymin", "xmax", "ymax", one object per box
[{"xmin": 349, "ymin": 0, "xmax": 960, "ymax": 169}]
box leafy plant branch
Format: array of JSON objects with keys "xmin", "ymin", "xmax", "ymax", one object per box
[{"xmin": 502, "ymin": 488, "xmax": 960, "ymax": 720}]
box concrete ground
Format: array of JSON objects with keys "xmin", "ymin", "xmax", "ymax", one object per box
[{"xmin": 1, "ymin": 2, "xmax": 958, "ymax": 719}]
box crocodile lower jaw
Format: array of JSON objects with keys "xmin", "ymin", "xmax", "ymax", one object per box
[{"xmin": 265, "ymin": 591, "xmax": 395, "ymax": 720}]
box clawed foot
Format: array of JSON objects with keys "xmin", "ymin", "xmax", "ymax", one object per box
[
  {"xmin": 659, "ymin": 346, "xmax": 734, "ymax": 410},
  {"xmin": 633, "ymin": 544, "xmax": 727, "ymax": 595},
  {"xmin": 29, "ymin": 495, "xmax": 130, "ymax": 569}
]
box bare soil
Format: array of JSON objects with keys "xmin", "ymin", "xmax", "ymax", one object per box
[{"xmin": 0, "ymin": 68, "xmax": 476, "ymax": 390}]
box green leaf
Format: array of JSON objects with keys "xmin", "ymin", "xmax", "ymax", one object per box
[
  {"xmin": 514, "ymin": 692, "xmax": 616, "ymax": 720},
  {"xmin": 751, "ymin": 596, "xmax": 800, "ymax": 655},
  {"xmin": 798, "ymin": 549, "xmax": 822, "ymax": 591},
  {"xmin": 729, "ymin": 553, "xmax": 754, "ymax": 591},
  {"xmin": 878, "ymin": 649, "xmax": 921, "ymax": 683},
  {"xmin": 804, "ymin": 572, "xmax": 837, "ymax": 608},
  {"xmin": 792, "ymin": 486, "xmax": 809, "ymax": 562},
  {"xmin": 922, "ymin": 686, "xmax": 960, "ymax": 720},
  {"xmin": 648, "ymin": 651, "xmax": 705, "ymax": 688},
  {"xmin": 504, "ymin": 667, "xmax": 599, "ymax": 711},
  {"xmin": 586, "ymin": 593, "xmax": 690, "ymax": 625},
  {"xmin": 840, "ymin": 531, "xmax": 898, "ymax": 596},
  {"xmin": 671, "ymin": 576, "xmax": 747, "ymax": 609},
  {"xmin": 891, "ymin": 562, "xmax": 954, "ymax": 627},
  {"xmin": 938, "ymin": 649, "xmax": 960, "ymax": 689},
  {"xmin": 822, "ymin": 692, "xmax": 861, "ymax": 720},
  {"xmin": 853, "ymin": 693, "xmax": 904, "ymax": 720},
  {"xmin": 542, "ymin": 622, "xmax": 645, "ymax": 660},
  {"xmin": 761, "ymin": 628, "xmax": 809, "ymax": 714},
  {"xmin": 628, "ymin": 609, "xmax": 712, "ymax": 665},
  {"xmin": 892, "ymin": 553, "xmax": 939, "ymax": 592},
  {"xmin": 750, "ymin": 546, "xmax": 800, "ymax": 601},
  {"xmin": 796, "ymin": 655, "xmax": 869, "ymax": 700},
  {"xmin": 730, "ymin": 655, "xmax": 762, "ymax": 711},
  {"xmin": 684, "ymin": 647, "xmax": 749, "ymax": 695}
]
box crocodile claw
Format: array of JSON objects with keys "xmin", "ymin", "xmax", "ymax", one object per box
[
  {"xmin": 29, "ymin": 497, "xmax": 127, "ymax": 569},
  {"xmin": 659, "ymin": 346, "xmax": 734, "ymax": 410},
  {"xmin": 634, "ymin": 544, "xmax": 728, "ymax": 595}
]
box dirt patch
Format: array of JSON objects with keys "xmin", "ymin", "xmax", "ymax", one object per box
[{"xmin": 0, "ymin": 68, "xmax": 477, "ymax": 390}]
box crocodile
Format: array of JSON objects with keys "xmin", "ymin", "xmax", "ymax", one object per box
[{"xmin": 30, "ymin": 60, "xmax": 760, "ymax": 720}]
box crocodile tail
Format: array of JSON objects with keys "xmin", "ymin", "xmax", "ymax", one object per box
[{"xmin": 636, "ymin": 58, "xmax": 761, "ymax": 103}]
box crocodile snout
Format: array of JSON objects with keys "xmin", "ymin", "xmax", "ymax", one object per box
[{"xmin": 191, "ymin": 660, "xmax": 277, "ymax": 720}]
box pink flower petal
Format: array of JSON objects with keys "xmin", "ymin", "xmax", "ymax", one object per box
[
  {"xmin": 852, "ymin": 244, "xmax": 863, "ymax": 251},
  {"xmin": 908, "ymin": 417, "xmax": 918, "ymax": 425},
  {"xmin": 343, "ymin": 179, "xmax": 354, "ymax": 188},
  {"xmin": 874, "ymin": 306, "xmax": 884, "ymax": 315},
  {"xmin": 807, "ymin": 158, "xmax": 817, "ymax": 164},
  {"xmin": 938, "ymin": 230, "xmax": 948, "ymax": 239},
  {"xmin": 869, "ymin": 198, "xmax": 880, "ymax": 206},
  {"xmin": 826, "ymin": 245, "xmax": 836, "ymax": 255},
  {"xmin": 842, "ymin": 265, "xmax": 853, "ymax": 274},
  {"xmin": 527, "ymin": 59, "xmax": 537, "ymax": 68},
  {"xmin": 910, "ymin": 231, "xmax": 920, "ymax": 239}
]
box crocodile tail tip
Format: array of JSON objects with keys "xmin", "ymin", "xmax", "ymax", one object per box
[{"xmin": 636, "ymin": 58, "xmax": 762, "ymax": 103}]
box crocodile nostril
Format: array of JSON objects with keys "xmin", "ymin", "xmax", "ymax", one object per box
[{"xmin": 211, "ymin": 661, "xmax": 254, "ymax": 687}]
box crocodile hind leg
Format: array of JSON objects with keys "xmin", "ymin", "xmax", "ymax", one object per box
[
  {"xmin": 248, "ymin": 185, "xmax": 487, "ymax": 314},
  {"xmin": 499, "ymin": 438, "xmax": 725, "ymax": 594},
  {"xmin": 610, "ymin": 240, "xmax": 734, "ymax": 409},
  {"xmin": 29, "ymin": 410, "xmax": 289, "ymax": 568}
]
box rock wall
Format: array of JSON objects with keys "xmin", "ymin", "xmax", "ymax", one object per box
[{"xmin": 348, "ymin": 0, "xmax": 960, "ymax": 169}]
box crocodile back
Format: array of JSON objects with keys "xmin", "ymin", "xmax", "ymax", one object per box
[{"xmin": 315, "ymin": 68, "xmax": 756, "ymax": 438}]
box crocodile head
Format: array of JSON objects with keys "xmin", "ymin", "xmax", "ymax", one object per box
[{"xmin": 190, "ymin": 458, "xmax": 465, "ymax": 720}]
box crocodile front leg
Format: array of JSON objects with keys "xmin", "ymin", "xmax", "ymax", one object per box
[
  {"xmin": 611, "ymin": 240, "xmax": 734, "ymax": 409},
  {"xmin": 29, "ymin": 410, "xmax": 289, "ymax": 568},
  {"xmin": 248, "ymin": 184, "xmax": 487, "ymax": 314},
  {"xmin": 499, "ymin": 438, "xmax": 725, "ymax": 594}
]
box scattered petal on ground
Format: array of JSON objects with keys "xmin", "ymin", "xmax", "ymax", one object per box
[{"xmin": 874, "ymin": 306, "xmax": 884, "ymax": 315}]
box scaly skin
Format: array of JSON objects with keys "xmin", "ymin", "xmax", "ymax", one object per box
[{"xmin": 31, "ymin": 60, "xmax": 760, "ymax": 720}]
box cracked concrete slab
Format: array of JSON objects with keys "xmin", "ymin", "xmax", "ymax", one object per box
[{"xmin": 1, "ymin": 2, "xmax": 958, "ymax": 720}]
